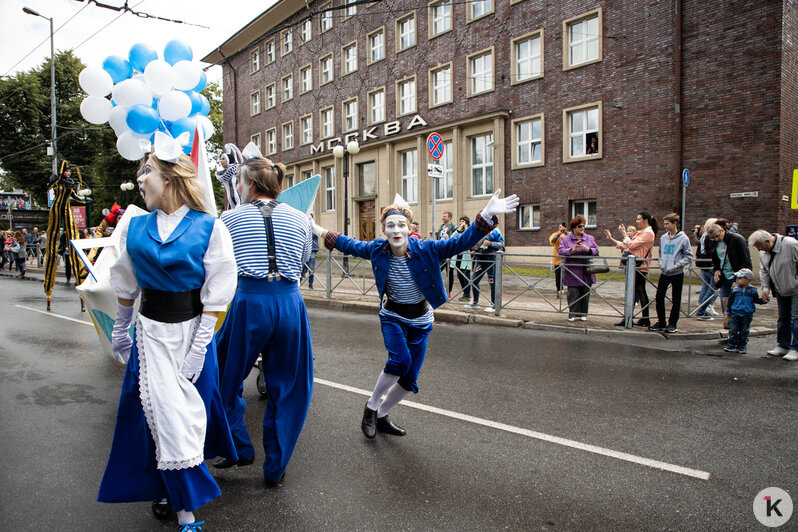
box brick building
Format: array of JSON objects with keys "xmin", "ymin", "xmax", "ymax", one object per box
[{"xmin": 203, "ymin": 0, "xmax": 797, "ymax": 250}]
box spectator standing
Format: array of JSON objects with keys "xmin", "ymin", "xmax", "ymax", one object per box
[
  {"xmin": 38, "ymin": 230, "xmax": 47, "ymax": 267},
  {"xmin": 466, "ymin": 227, "xmax": 504, "ymax": 313},
  {"xmin": 723, "ymin": 268, "xmax": 765, "ymax": 354},
  {"xmin": 436, "ymin": 211, "xmax": 456, "ymax": 240},
  {"xmin": 694, "ymin": 218, "xmax": 720, "ymax": 320},
  {"xmin": 29, "ymin": 227, "xmax": 40, "ymax": 264},
  {"xmin": 11, "ymin": 230, "xmax": 26, "ymax": 278},
  {"xmin": 451, "ymin": 216, "xmax": 472, "ymax": 302},
  {"xmin": 749, "ymin": 230, "xmax": 798, "ymax": 360},
  {"xmin": 408, "ymin": 222, "xmax": 422, "ymax": 240},
  {"xmin": 650, "ymin": 213, "xmax": 694, "ymax": 333},
  {"xmin": 1, "ymin": 231, "xmax": 10, "ymax": 270},
  {"xmin": 558, "ymin": 216, "xmax": 600, "ymax": 321},
  {"xmin": 548, "ymin": 222, "xmax": 568, "ymax": 294},
  {"xmin": 708, "ymin": 223, "xmax": 752, "ymax": 326},
  {"xmin": 302, "ymin": 226, "xmax": 319, "ymax": 290}
]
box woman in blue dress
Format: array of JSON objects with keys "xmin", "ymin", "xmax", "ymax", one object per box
[{"xmin": 97, "ymin": 140, "xmax": 238, "ymax": 531}]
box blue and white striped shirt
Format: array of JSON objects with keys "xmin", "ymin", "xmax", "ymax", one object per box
[
  {"xmin": 381, "ymin": 254, "xmax": 434, "ymax": 325},
  {"xmin": 220, "ymin": 201, "xmax": 311, "ymax": 281}
]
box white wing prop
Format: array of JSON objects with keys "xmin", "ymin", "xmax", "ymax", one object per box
[{"xmin": 73, "ymin": 204, "xmax": 149, "ymax": 360}]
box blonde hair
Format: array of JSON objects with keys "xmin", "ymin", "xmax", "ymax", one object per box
[
  {"xmin": 139, "ymin": 154, "xmax": 211, "ymax": 214},
  {"xmin": 703, "ymin": 217, "xmax": 718, "ymax": 232},
  {"xmin": 380, "ymin": 203, "xmax": 414, "ymax": 226},
  {"xmin": 238, "ymin": 157, "xmax": 285, "ymax": 198}
]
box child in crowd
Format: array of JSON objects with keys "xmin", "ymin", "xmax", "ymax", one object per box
[{"xmin": 724, "ymin": 268, "xmax": 765, "ymax": 354}]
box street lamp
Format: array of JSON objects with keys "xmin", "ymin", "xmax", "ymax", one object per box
[
  {"xmin": 23, "ymin": 7, "xmax": 57, "ymax": 176},
  {"xmin": 332, "ymin": 140, "xmax": 360, "ymax": 238}
]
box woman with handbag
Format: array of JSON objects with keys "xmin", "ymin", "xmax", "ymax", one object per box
[
  {"xmin": 11, "ymin": 231, "xmax": 26, "ymax": 278},
  {"xmin": 558, "ymin": 216, "xmax": 600, "ymax": 321}
]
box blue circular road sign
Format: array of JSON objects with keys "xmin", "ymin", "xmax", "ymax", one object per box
[{"xmin": 682, "ymin": 169, "xmax": 690, "ymax": 187}]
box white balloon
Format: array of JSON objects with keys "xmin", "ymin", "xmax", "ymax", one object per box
[
  {"xmin": 80, "ymin": 96, "xmax": 112, "ymax": 124},
  {"xmin": 144, "ymin": 60, "xmax": 174, "ymax": 96},
  {"xmin": 116, "ymin": 131, "xmax": 145, "ymax": 161},
  {"xmin": 158, "ymin": 90, "xmax": 191, "ymax": 121},
  {"xmin": 78, "ymin": 67, "xmax": 113, "ymax": 97},
  {"xmin": 112, "ymin": 78, "xmax": 152, "ymax": 108},
  {"xmin": 108, "ymin": 105, "xmax": 130, "ymax": 135},
  {"xmin": 172, "ymin": 60, "xmax": 202, "ymax": 91},
  {"xmin": 196, "ymin": 115, "xmax": 215, "ymax": 140}
]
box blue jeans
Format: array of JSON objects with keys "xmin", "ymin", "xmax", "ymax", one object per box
[
  {"xmin": 774, "ymin": 289, "xmax": 798, "ymax": 351},
  {"xmin": 302, "ymin": 252, "xmax": 317, "ymax": 288},
  {"xmin": 696, "ymin": 269, "xmax": 717, "ymax": 315},
  {"xmin": 727, "ymin": 313, "xmax": 753, "ymax": 349}
]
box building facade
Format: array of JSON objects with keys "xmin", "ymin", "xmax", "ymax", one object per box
[{"xmin": 204, "ymin": 0, "xmax": 796, "ymax": 250}]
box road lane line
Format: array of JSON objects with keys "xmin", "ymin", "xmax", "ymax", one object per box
[
  {"xmin": 314, "ymin": 377, "xmax": 711, "ymax": 481},
  {"xmin": 15, "ymin": 305, "xmax": 94, "ymax": 326}
]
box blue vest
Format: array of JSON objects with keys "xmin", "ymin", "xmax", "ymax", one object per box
[{"xmin": 127, "ymin": 209, "xmax": 215, "ymax": 292}]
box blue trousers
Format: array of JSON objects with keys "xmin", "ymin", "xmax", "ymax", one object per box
[
  {"xmin": 727, "ymin": 313, "xmax": 753, "ymax": 349},
  {"xmin": 696, "ymin": 269, "xmax": 717, "ymax": 315},
  {"xmin": 774, "ymin": 289, "xmax": 798, "ymax": 351},
  {"xmin": 380, "ymin": 314, "xmax": 433, "ymax": 393},
  {"xmin": 214, "ymin": 277, "xmax": 313, "ymax": 482}
]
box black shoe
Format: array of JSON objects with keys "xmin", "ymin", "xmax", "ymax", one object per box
[
  {"xmin": 664, "ymin": 325, "xmax": 678, "ymax": 334},
  {"xmin": 361, "ymin": 405, "xmax": 377, "ymax": 439},
  {"xmin": 376, "ymin": 415, "xmax": 406, "ymax": 436},
  {"xmin": 614, "ymin": 320, "xmax": 626, "ymax": 327},
  {"xmin": 636, "ymin": 319, "xmax": 651, "ymax": 327},
  {"xmin": 649, "ymin": 323, "xmax": 667, "ymax": 332},
  {"xmin": 151, "ymin": 498, "xmax": 172, "ymax": 520},
  {"xmin": 212, "ymin": 455, "xmax": 255, "ymax": 469},
  {"xmin": 264, "ymin": 472, "xmax": 285, "ymax": 487}
]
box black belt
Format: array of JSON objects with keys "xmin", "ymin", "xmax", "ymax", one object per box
[
  {"xmin": 140, "ymin": 288, "xmax": 203, "ymax": 323},
  {"xmin": 383, "ymin": 299, "xmax": 430, "ymax": 319}
]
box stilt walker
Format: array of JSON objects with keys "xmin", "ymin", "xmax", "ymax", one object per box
[{"xmin": 215, "ymin": 143, "xmax": 243, "ymax": 211}]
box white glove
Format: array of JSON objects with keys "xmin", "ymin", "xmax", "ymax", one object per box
[
  {"xmin": 111, "ymin": 302, "xmax": 135, "ymax": 364},
  {"xmin": 181, "ymin": 313, "xmax": 217, "ymax": 384},
  {"xmin": 480, "ymin": 189, "xmax": 520, "ymax": 223},
  {"xmin": 310, "ymin": 218, "xmax": 326, "ymax": 237}
]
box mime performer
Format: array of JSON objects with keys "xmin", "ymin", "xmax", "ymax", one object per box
[{"xmin": 311, "ymin": 190, "xmax": 518, "ymax": 438}]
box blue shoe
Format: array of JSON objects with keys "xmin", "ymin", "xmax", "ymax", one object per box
[
  {"xmin": 737, "ymin": 347, "xmax": 747, "ymax": 354},
  {"xmin": 723, "ymin": 346, "xmax": 736, "ymax": 353},
  {"xmin": 175, "ymin": 521, "xmax": 205, "ymax": 532}
]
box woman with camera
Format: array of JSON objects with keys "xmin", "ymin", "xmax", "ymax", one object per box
[{"xmin": 558, "ymin": 216, "xmax": 600, "ymax": 321}]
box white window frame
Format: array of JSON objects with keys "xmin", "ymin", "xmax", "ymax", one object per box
[
  {"xmin": 320, "ymin": 3, "xmax": 333, "ymax": 33},
  {"xmin": 301, "ymin": 170, "xmax": 313, "ymax": 182},
  {"xmin": 281, "ymin": 28, "xmax": 293, "ymax": 56},
  {"xmin": 512, "ymin": 30, "xmax": 543, "ymax": 84},
  {"xmin": 250, "ymin": 48, "xmax": 260, "ymax": 73},
  {"xmin": 300, "ymin": 114, "xmax": 313, "ymax": 145},
  {"xmin": 250, "ymin": 91, "xmax": 260, "ymax": 116},
  {"xmin": 250, "ymin": 132, "xmax": 261, "ymax": 150},
  {"xmin": 435, "ymin": 140, "xmax": 453, "ymax": 200},
  {"xmin": 396, "ymin": 76, "xmax": 416, "ymax": 117},
  {"xmin": 284, "ymin": 173, "xmax": 295, "ymax": 189},
  {"xmin": 342, "ymin": 41, "xmax": 358, "ymax": 76},
  {"xmin": 396, "ymin": 13, "xmax": 417, "ymax": 52},
  {"xmin": 518, "ymin": 204, "xmax": 540, "ymax": 230},
  {"xmin": 320, "ymin": 54, "xmax": 334, "ymax": 86},
  {"xmin": 343, "ymin": 98, "xmax": 358, "ymax": 132},
  {"xmin": 511, "ymin": 114, "xmax": 544, "ymax": 168},
  {"xmin": 570, "ymin": 199, "xmax": 597, "ymax": 228},
  {"xmin": 320, "ymin": 106, "xmax": 334, "ymax": 139},
  {"xmin": 324, "ymin": 165, "xmax": 335, "ymax": 211},
  {"xmin": 400, "ymin": 149, "xmax": 418, "ymax": 204},
  {"xmin": 467, "ymin": 47, "xmax": 494, "ymax": 97},
  {"xmin": 300, "ymin": 65, "xmax": 312, "ymax": 94},
  {"xmin": 368, "ymin": 87, "xmax": 385, "ymax": 125},
  {"xmin": 282, "ymin": 73, "xmax": 293, "ymax": 102},
  {"xmin": 470, "ymin": 133, "xmax": 494, "ymax": 197},
  {"xmin": 265, "ymin": 40, "xmax": 275, "ymax": 64},
  {"xmin": 563, "ymin": 101, "xmax": 602, "ymax": 162},
  {"xmin": 368, "ymin": 27, "xmax": 385, "ymax": 64},
  {"xmin": 564, "ymin": 8, "xmax": 602, "ymax": 70},
  {"xmin": 266, "ymin": 128, "xmax": 277, "ymax": 155},
  {"xmin": 429, "ymin": 63, "xmax": 453, "ymax": 108},
  {"xmin": 300, "ymin": 19, "xmax": 312, "ymax": 44},
  {"xmin": 429, "ymin": 1, "xmax": 453, "ymax": 39},
  {"xmin": 468, "ymin": 0, "xmax": 493, "ymax": 22},
  {"xmin": 265, "ymin": 82, "xmax": 276, "ymax": 109},
  {"xmin": 282, "ymin": 121, "xmax": 294, "ymax": 150},
  {"xmin": 344, "ymin": 0, "xmax": 357, "ymax": 19}
]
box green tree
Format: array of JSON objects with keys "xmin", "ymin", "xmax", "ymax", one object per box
[{"xmin": 202, "ymin": 80, "xmax": 226, "ymax": 212}]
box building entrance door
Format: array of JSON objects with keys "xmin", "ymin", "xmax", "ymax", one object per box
[{"xmin": 359, "ymin": 200, "xmax": 375, "ymax": 241}]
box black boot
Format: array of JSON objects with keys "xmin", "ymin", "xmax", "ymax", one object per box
[
  {"xmin": 376, "ymin": 415, "xmax": 406, "ymax": 436},
  {"xmin": 213, "ymin": 455, "xmax": 255, "ymax": 469},
  {"xmin": 361, "ymin": 405, "xmax": 377, "ymax": 439},
  {"xmin": 151, "ymin": 498, "xmax": 172, "ymax": 520}
]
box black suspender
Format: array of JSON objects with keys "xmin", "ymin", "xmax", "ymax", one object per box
[{"xmin": 255, "ymin": 199, "xmax": 281, "ymax": 281}]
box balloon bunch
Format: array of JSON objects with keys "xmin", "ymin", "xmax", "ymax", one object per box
[{"xmin": 78, "ymin": 40, "xmax": 215, "ymax": 161}]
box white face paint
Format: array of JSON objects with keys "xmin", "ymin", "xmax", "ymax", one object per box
[
  {"xmin": 137, "ymin": 163, "xmax": 166, "ymax": 210},
  {"xmin": 383, "ymin": 213, "xmax": 409, "ymax": 253}
]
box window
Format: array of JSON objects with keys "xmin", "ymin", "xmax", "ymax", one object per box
[
  {"xmin": 397, "ymin": 77, "xmax": 416, "ymax": 116},
  {"xmin": 320, "ymin": 107, "xmax": 334, "ymax": 138},
  {"xmin": 564, "ymin": 9, "xmax": 602, "ymax": 69},
  {"xmin": 265, "ymin": 40, "xmax": 275, "ymax": 64},
  {"xmin": 300, "ymin": 65, "xmax": 312, "ymax": 93},
  {"xmin": 342, "ymin": 42, "xmax": 358, "ymax": 75},
  {"xmin": 320, "ymin": 54, "xmax": 333, "ymax": 85},
  {"xmin": 397, "ymin": 14, "xmax": 416, "ymax": 51},
  {"xmin": 429, "ymin": 1, "xmax": 452, "ymax": 37},
  {"xmin": 300, "ymin": 115, "xmax": 313, "ymax": 145},
  {"xmin": 400, "ymin": 149, "xmax": 418, "ymax": 203},
  {"xmin": 302, "ymin": 170, "xmax": 313, "ymax": 182},
  {"xmin": 320, "ymin": 2, "xmax": 333, "ymax": 33},
  {"xmin": 343, "ymin": 98, "xmax": 358, "ymax": 132},
  {"xmin": 470, "ymin": 133, "xmax": 493, "ymax": 197},
  {"xmin": 281, "ymin": 28, "xmax": 293, "ymax": 56},
  {"xmin": 250, "ymin": 133, "xmax": 261, "ymax": 150},
  {"xmin": 266, "ymin": 128, "xmax": 276, "ymax": 155},
  {"xmin": 324, "ymin": 166, "xmax": 335, "ymax": 211},
  {"xmin": 563, "ymin": 102, "xmax": 601, "ymax": 161},
  {"xmin": 265, "ymin": 83, "xmax": 276, "ymax": 109},
  {"xmin": 344, "ymin": 0, "xmax": 357, "ymax": 18},
  {"xmin": 570, "ymin": 199, "xmax": 597, "ymax": 227},
  {"xmin": 358, "ymin": 161, "xmax": 376, "ymax": 196},
  {"xmin": 300, "ymin": 20, "xmax": 312, "ymax": 43},
  {"xmin": 468, "ymin": 48, "xmax": 494, "ymax": 96},
  {"xmin": 519, "ymin": 204, "xmax": 540, "ymax": 230},
  {"xmin": 285, "ymin": 174, "xmax": 295, "ymax": 188},
  {"xmin": 250, "ymin": 48, "xmax": 260, "ymax": 73},
  {"xmin": 435, "ymin": 140, "xmax": 453, "ymax": 200},
  {"xmin": 512, "ymin": 31, "xmax": 543, "ymax": 84},
  {"xmin": 429, "ymin": 63, "xmax": 452, "ymax": 107},
  {"xmin": 512, "ymin": 114, "xmax": 544, "ymax": 167},
  {"xmin": 250, "ymin": 91, "xmax": 260, "ymax": 116},
  {"xmin": 368, "ymin": 88, "xmax": 385, "ymax": 125},
  {"xmin": 282, "ymin": 121, "xmax": 294, "ymax": 150},
  {"xmin": 368, "ymin": 28, "xmax": 385, "ymax": 64},
  {"xmin": 469, "ymin": 0, "xmax": 493, "ymax": 21},
  {"xmin": 282, "ymin": 74, "xmax": 293, "ymax": 102}
]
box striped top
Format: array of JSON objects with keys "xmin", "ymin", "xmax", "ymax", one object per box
[
  {"xmin": 381, "ymin": 254, "xmax": 434, "ymax": 325},
  {"xmin": 220, "ymin": 200, "xmax": 311, "ymax": 281}
]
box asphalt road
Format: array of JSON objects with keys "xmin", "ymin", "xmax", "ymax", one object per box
[{"xmin": 1, "ymin": 278, "xmax": 796, "ymax": 531}]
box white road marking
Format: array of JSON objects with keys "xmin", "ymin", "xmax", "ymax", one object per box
[
  {"xmin": 16, "ymin": 304, "xmax": 94, "ymax": 326},
  {"xmin": 314, "ymin": 377, "xmax": 711, "ymax": 481}
]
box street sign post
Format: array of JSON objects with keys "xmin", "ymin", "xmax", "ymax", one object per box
[
  {"xmin": 427, "ymin": 132, "xmax": 444, "ymax": 160},
  {"xmin": 681, "ymin": 169, "xmax": 690, "ymax": 234},
  {"xmin": 427, "ymin": 133, "xmax": 444, "ymax": 236},
  {"xmin": 427, "ymin": 163, "xmax": 443, "ymax": 179}
]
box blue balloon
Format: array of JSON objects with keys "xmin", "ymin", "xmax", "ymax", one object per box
[
  {"xmin": 126, "ymin": 104, "xmax": 159, "ymax": 135},
  {"xmin": 192, "ymin": 71, "xmax": 207, "ymax": 92},
  {"xmin": 170, "ymin": 116, "xmax": 197, "ymax": 148},
  {"xmin": 199, "ymin": 94, "xmax": 210, "ymax": 116},
  {"xmin": 163, "ymin": 40, "xmax": 193, "ymax": 66},
  {"xmin": 102, "ymin": 55, "xmax": 133, "ymax": 84},
  {"xmin": 129, "ymin": 43, "xmax": 158, "ymax": 72},
  {"xmin": 184, "ymin": 90, "xmax": 203, "ymax": 116},
  {"xmin": 151, "ymin": 97, "xmax": 159, "ymax": 109}
]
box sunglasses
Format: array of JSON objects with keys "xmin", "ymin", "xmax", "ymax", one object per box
[{"xmin": 576, "ymin": 224, "xmax": 585, "ymax": 228}]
